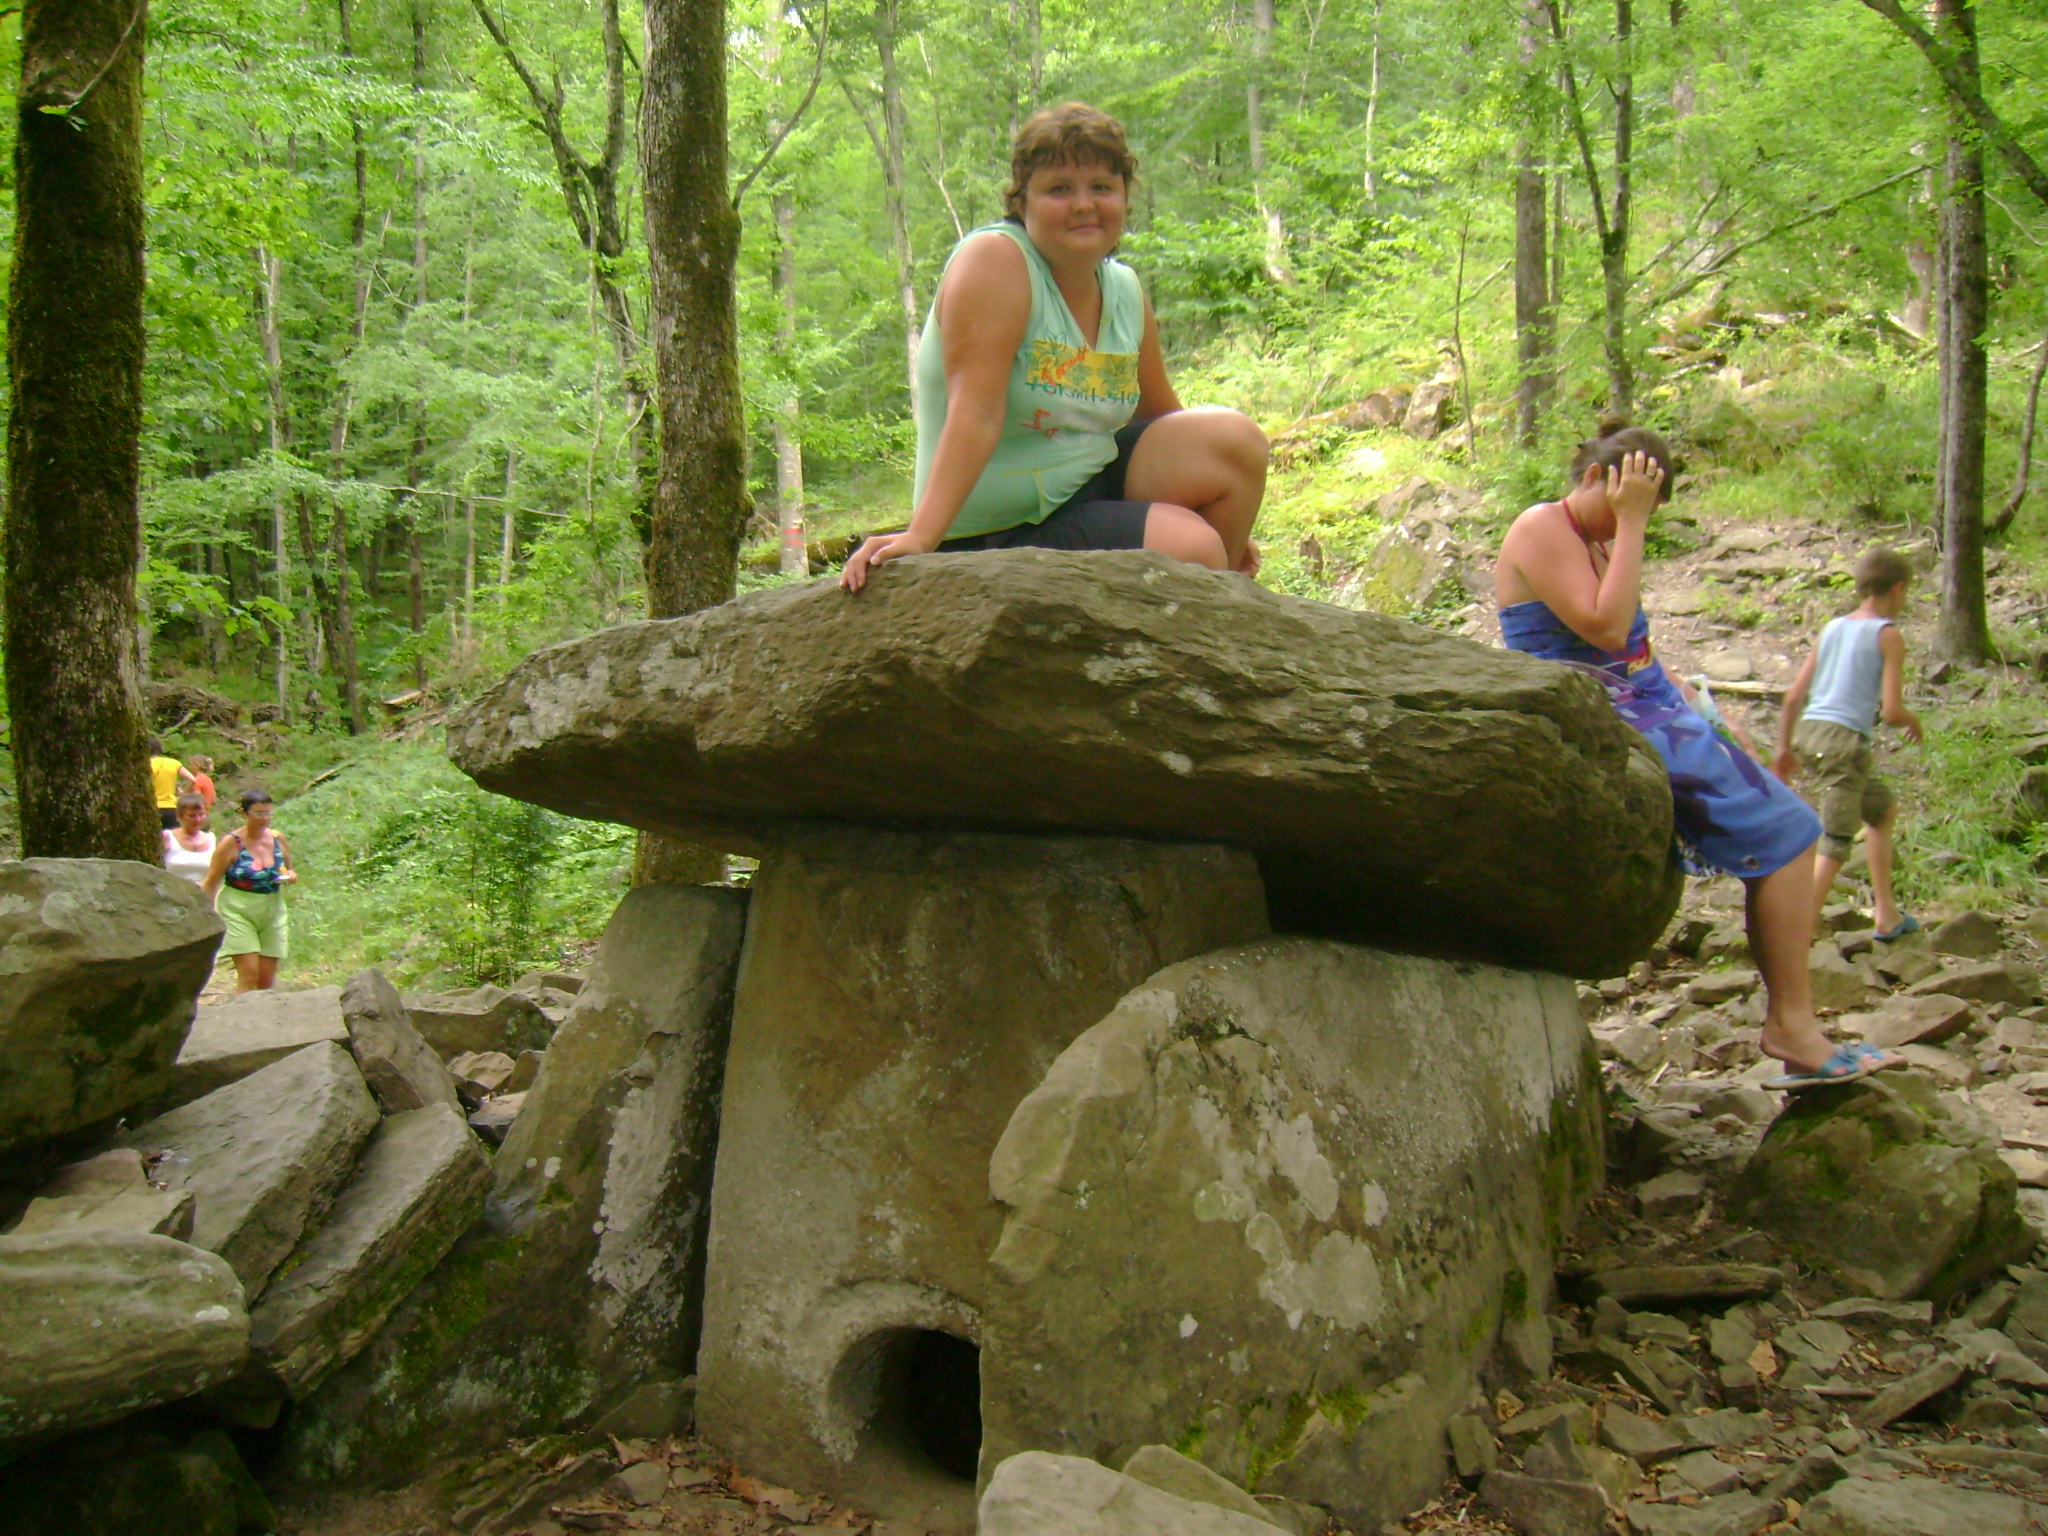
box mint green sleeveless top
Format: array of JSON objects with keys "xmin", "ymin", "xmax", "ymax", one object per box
[{"xmin": 913, "ymin": 222, "xmax": 1145, "ymax": 539}]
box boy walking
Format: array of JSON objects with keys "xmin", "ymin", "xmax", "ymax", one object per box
[{"xmin": 1773, "ymin": 547, "xmax": 1923, "ymax": 940}]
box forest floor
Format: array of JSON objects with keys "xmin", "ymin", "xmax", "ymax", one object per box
[{"xmin": 263, "ymin": 502, "xmax": 2048, "ymax": 1534}]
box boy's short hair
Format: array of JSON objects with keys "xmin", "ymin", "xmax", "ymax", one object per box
[{"xmin": 1855, "ymin": 546, "xmax": 1913, "ymax": 598}]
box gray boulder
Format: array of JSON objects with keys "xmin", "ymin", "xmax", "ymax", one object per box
[
  {"xmin": 341, "ymin": 968, "xmax": 459, "ymax": 1115},
  {"xmin": 159, "ymin": 985, "xmax": 350, "ymax": 1110},
  {"xmin": 0, "ymin": 1229, "xmax": 248, "ymax": 1441},
  {"xmin": 980, "ymin": 1452, "xmax": 1281, "ymax": 1536},
  {"xmin": 241, "ymin": 1104, "xmax": 489, "ymax": 1401},
  {"xmin": 1731, "ymin": 1072, "xmax": 2036, "ymax": 1301},
  {"xmin": 276, "ymin": 885, "xmax": 748, "ymax": 1486},
  {"xmin": 1798, "ymin": 1474, "xmax": 2043, "ymax": 1536},
  {"xmin": 447, "ymin": 549, "xmax": 1678, "ymax": 978},
  {"xmin": 982, "ymin": 937, "xmax": 1602, "ymax": 1531},
  {"xmin": 1121, "ymin": 1445, "xmax": 1280, "ymax": 1528},
  {"xmin": 121, "ymin": 1041, "xmax": 380, "ymax": 1295},
  {"xmin": 0, "ymin": 859, "xmax": 221, "ymax": 1151},
  {"xmin": 402, "ymin": 984, "xmax": 552, "ymax": 1057}
]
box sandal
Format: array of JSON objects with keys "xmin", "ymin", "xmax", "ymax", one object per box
[
  {"xmin": 1762, "ymin": 1044, "xmax": 1882, "ymax": 1092},
  {"xmin": 1847, "ymin": 1041, "xmax": 1905, "ymax": 1073},
  {"xmin": 1873, "ymin": 915, "xmax": 1921, "ymax": 942}
]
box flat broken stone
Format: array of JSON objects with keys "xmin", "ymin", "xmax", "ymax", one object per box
[
  {"xmin": 1480, "ymin": 1470, "xmax": 1610, "ymax": 1536},
  {"xmin": 243, "ymin": 1103, "xmax": 489, "ymax": 1400},
  {"xmin": 980, "ymin": 1451, "xmax": 1280, "ymax": 1536},
  {"xmin": 121, "ymin": 1041, "xmax": 380, "ymax": 1295},
  {"xmin": 403, "ymin": 985, "xmax": 553, "ymax": 1058},
  {"xmin": 1854, "ymin": 1355, "xmax": 1967, "ymax": 1429},
  {"xmin": 161, "ymin": 985, "xmax": 350, "ymax": 1110},
  {"xmin": 1580, "ymin": 1264, "xmax": 1784, "ymax": 1307},
  {"xmin": 1798, "ymin": 1474, "xmax": 2040, "ymax": 1536},
  {"xmin": 1120, "ymin": 1446, "xmax": 1278, "ymax": 1528},
  {"xmin": 341, "ymin": 967, "xmax": 460, "ymax": 1115},
  {"xmin": 1857, "ymin": 994, "xmax": 1975, "ymax": 1050},
  {"xmin": 1600, "ymin": 1405, "xmax": 1686, "ymax": 1466},
  {"xmin": 8, "ymin": 1185, "xmax": 194, "ymax": 1241},
  {"xmin": 1814, "ymin": 1297, "xmax": 1933, "ymax": 1324},
  {"xmin": 1623, "ymin": 1493, "xmax": 1774, "ymax": 1536},
  {"xmin": 448, "ymin": 549, "xmax": 1681, "ymax": 978},
  {"xmin": 1907, "ymin": 963, "xmax": 2037, "ymax": 1010}
]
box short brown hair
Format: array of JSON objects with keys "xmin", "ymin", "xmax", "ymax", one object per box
[
  {"xmin": 1569, "ymin": 417, "xmax": 1677, "ymax": 506},
  {"xmin": 1002, "ymin": 103, "xmax": 1138, "ymax": 221},
  {"xmin": 1855, "ymin": 546, "xmax": 1913, "ymax": 598}
]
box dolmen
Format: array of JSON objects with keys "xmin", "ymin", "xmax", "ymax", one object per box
[{"xmin": 304, "ymin": 551, "xmax": 1676, "ymax": 1533}]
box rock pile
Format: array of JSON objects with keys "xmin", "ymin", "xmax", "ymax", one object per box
[{"xmin": 0, "ymin": 873, "xmax": 583, "ymax": 1532}]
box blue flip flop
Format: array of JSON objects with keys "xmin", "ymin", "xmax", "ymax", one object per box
[
  {"xmin": 1763, "ymin": 1044, "xmax": 1880, "ymax": 1092},
  {"xmin": 1874, "ymin": 915, "xmax": 1921, "ymax": 942}
]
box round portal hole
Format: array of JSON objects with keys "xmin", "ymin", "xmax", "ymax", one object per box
[
  {"xmin": 833, "ymin": 1326, "xmax": 982, "ymax": 1485},
  {"xmin": 899, "ymin": 1329, "xmax": 981, "ymax": 1481}
]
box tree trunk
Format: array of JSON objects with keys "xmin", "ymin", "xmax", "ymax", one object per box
[
  {"xmin": 5, "ymin": 0, "xmax": 160, "ymax": 861},
  {"xmin": 1513, "ymin": 0, "xmax": 1553, "ymax": 447},
  {"xmin": 1247, "ymin": 0, "xmax": 1293, "ymax": 284},
  {"xmin": 258, "ymin": 243, "xmax": 293, "ymax": 720},
  {"xmin": 470, "ymin": 0, "xmax": 652, "ymax": 540},
  {"xmin": 768, "ymin": 0, "xmax": 807, "ymax": 576},
  {"xmin": 1601, "ymin": 0, "xmax": 1635, "ymax": 417},
  {"xmin": 408, "ymin": 2, "xmax": 428, "ymax": 690},
  {"xmin": 875, "ymin": 0, "xmax": 919, "ymax": 399},
  {"xmin": 1363, "ymin": 0, "xmax": 1381, "ymax": 206},
  {"xmin": 639, "ymin": 0, "xmax": 748, "ymax": 884},
  {"xmin": 1990, "ymin": 319, "xmax": 2048, "ymax": 536},
  {"xmin": 1933, "ymin": 0, "xmax": 1990, "ymax": 663},
  {"xmin": 499, "ymin": 447, "xmax": 520, "ymax": 591}
]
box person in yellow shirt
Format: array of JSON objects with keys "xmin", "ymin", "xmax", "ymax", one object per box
[{"xmin": 147, "ymin": 737, "xmax": 194, "ymax": 830}]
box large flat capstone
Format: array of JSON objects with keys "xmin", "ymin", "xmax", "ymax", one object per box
[
  {"xmin": 0, "ymin": 859, "xmax": 222, "ymax": 1151},
  {"xmin": 448, "ymin": 550, "xmax": 1678, "ymax": 978},
  {"xmin": 983, "ymin": 937, "xmax": 1603, "ymax": 1531},
  {"xmin": 693, "ymin": 831, "xmax": 1270, "ymax": 1531}
]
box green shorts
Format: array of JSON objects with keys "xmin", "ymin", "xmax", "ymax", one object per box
[
  {"xmin": 1793, "ymin": 718, "xmax": 1892, "ymax": 862},
  {"xmin": 217, "ymin": 885, "xmax": 289, "ymax": 960}
]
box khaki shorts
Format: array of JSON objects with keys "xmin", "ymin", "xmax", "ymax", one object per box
[
  {"xmin": 217, "ymin": 885, "xmax": 289, "ymax": 960},
  {"xmin": 1793, "ymin": 718, "xmax": 1892, "ymax": 862}
]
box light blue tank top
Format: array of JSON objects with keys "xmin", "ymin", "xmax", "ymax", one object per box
[
  {"xmin": 1804, "ymin": 615, "xmax": 1891, "ymax": 736},
  {"xmin": 912, "ymin": 223, "xmax": 1145, "ymax": 539}
]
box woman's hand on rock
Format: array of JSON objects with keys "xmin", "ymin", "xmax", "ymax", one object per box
[
  {"xmin": 1606, "ymin": 450, "xmax": 1663, "ymax": 529},
  {"xmin": 839, "ymin": 529, "xmax": 939, "ymax": 593}
]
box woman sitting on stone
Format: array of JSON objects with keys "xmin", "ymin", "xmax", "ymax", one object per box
[
  {"xmin": 839, "ymin": 102, "xmax": 1267, "ymax": 592},
  {"xmin": 1493, "ymin": 420, "xmax": 1899, "ymax": 1090}
]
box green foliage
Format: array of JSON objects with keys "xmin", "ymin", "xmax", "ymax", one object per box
[{"xmin": 282, "ymin": 742, "xmax": 630, "ymax": 988}]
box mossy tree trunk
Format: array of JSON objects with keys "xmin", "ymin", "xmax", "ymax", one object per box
[
  {"xmin": 5, "ymin": 0, "xmax": 161, "ymax": 863},
  {"xmin": 637, "ymin": 0, "xmax": 749, "ymax": 886}
]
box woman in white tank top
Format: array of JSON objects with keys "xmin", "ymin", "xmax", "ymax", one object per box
[{"xmin": 162, "ymin": 792, "xmax": 215, "ymax": 883}]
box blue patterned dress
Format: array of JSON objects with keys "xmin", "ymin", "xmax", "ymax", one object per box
[{"xmin": 1500, "ymin": 599, "xmax": 1820, "ymax": 878}]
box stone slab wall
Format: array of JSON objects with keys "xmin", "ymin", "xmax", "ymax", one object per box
[{"xmin": 693, "ymin": 830, "xmax": 1270, "ymax": 1528}]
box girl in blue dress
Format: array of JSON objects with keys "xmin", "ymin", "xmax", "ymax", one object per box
[{"xmin": 1493, "ymin": 420, "xmax": 1897, "ymax": 1089}]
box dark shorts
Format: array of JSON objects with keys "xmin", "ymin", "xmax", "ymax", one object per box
[
  {"xmin": 160, "ymin": 807, "xmax": 180, "ymax": 830},
  {"xmin": 938, "ymin": 419, "xmax": 1154, "ymax": 553}
]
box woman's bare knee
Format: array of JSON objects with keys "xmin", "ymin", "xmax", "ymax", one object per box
[{"xmin": 1144, "ymin": 504, "xmax": 1228, "ymax": 569}]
